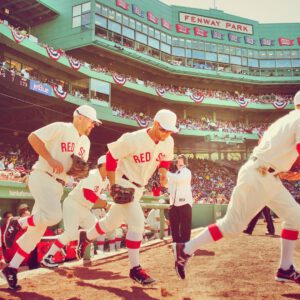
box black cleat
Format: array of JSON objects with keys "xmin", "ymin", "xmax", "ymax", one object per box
[
  {"xmin": 4, "ymin": 217, "xmax": 21, "ymax": 248},
  {"xmin": 172, "ymin": 243, "xmax": 192, "ymax": 280},
  {"xmin": 0, "ymin": 266, "xmax": 21, "ymax": 290},
  {"xmin": 276, "ymin": 265, "xmax": 300, "ymax": 284},
  {"xmin": 76, "ymin": 230, "xmax": 90, "ymax": 259},
  {"xmin": 40, "ymin": 254, "xmax": 59, "ymax": 268},
  {"xmin": 129, "ymin": 265, "xmax": 155, "ymax": 286}
]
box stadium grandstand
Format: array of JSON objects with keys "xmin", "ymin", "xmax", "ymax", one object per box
[{"xmin": 0, "ymin": 0, "xmax": 299, "ymax": 296}]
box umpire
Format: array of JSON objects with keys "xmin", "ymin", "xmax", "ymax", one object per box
[{"xmin": 167, "ymin": 155, "xmax": 193, "ymax": 243}]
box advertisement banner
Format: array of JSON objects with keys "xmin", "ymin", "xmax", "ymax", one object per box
[{"xmin": 29, "ymin": 80, "xmax": 52, "ymax": 96}]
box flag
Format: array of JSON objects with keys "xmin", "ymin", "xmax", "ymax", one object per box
[
  {"xmin": 155, "ymin": 87, "xmax": 166, "ymax": 97},
  {"xmin": 52, "ymin": 85, "xmax": 67, "ymax": 100},
  {"xmin": 45, "ymin": 46, "xmax": 63, "ymax": 61},
  {"xmin": 10, "ymin": 28, "xmax": 26, "ymax": 44},
  {"xmin": 190, "ymin": 93, "xmax": 204, "ymax": 103},
  {"xmin": 112, "ymin": 73, "xmax": 126, "ymax": 85},
  {"xmin": 272, "ymin": 100, "xmax": 288, "ymax": 109},
  {"xmin": 135, "ymin": 116, "xmax": 149, "ymax": 128},
  {"xmin": 68, "ymin": 57, "xmax": 81, "ymax": 71}
]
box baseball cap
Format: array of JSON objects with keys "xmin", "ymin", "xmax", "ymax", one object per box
[
  {"xmin": 154, "ymin": 109, "xmax": 178, "ymax": 133},
  {"xmin": 18, "ymin": 203, "xmax": 29, "ymax": 212},
  {"xmin": 294, "ymin": 91, "xmax": 300, "ymax": 106},
  {"xmin": 74, "ymin": 105, "xmax": 102, "ymax": 124},
  {"xmin": 97, "ymin": 155, "xmax": 106, "ymax": 166}
]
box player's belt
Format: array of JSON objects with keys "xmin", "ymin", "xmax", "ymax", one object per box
[
  {"xmin": 122, "ymin": 174, "xmax": 143, "ymax": 188},
  {"xmin": 45, "ymin": 172, "xmax": 66, "ymax": 186},
  {"xmin": 250, "ymin": 157, "xmax": 276, "ymax": 174}
]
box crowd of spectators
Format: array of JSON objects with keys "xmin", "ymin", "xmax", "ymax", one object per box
[
  {"xmin": 112, "ymin": 105, "xmax": 269, "ymax": 136},
  {"xmin": 0, "ymin": 19, "xmax": 294, "ymax": 106},
  {"xmin": 0, "ymin": 144, "xmax": 36, "ymax": 182}
]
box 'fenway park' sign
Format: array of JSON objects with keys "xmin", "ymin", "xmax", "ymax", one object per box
[{"xmin": 179, "ymin": 12, "xmax": 253, "ymax": 34}]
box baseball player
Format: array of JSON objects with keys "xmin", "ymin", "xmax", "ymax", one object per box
[
  {"xmin": 0, "ymin": 105, "xmax": 101, "ymax": 290},
  {"xmin": 40, "ymin": 155, "xmax": 109, "ymax": 267},
  {"xmin": 77, "ymin": 109, "xmax": 177, "ymax": 285},
  {"xmin": 173, "ymin": 90, "xmax": 300, "ymax": 284}
]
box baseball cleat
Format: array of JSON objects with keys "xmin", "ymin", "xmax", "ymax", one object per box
[
  {"xmin": 172, "ymin": 243, "xmax": 192, "ymax": 280},
  {"xmin": 129, "ymin": 265, "xmax": 156, "ymax": 286},
  {"xmin": 275, "ymin": 265, "xmax": 300, "ymax": 284},
  {"xmin": 0, "ymin": 266, "xmax": 21, "ymax": 290},
  {"xmin": 4, "ymin": 217, "xmax": 21, "ymax": 248},
  {"xmin": 40, "ymin": 254, "xmax": 59, "ymax": 268},
  {"xmin": 76, "ymin": 230, "xmax": 89, "ymax": 259}
]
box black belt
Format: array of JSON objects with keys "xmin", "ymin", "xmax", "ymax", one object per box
[
  {"xmin": 250, "ymin": 157, "xmax": 276, "ymax": 173},
  {"xmin": 46, "ymin": 172, "xmax": 66, "ymax": 186},
  {"xmin": 122, "ymin": 174, "xmax": 142, "ymax": 188}
]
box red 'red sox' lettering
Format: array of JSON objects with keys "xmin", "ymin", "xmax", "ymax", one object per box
[
  {"xmin": 78, "ymin": 147, "xmax": 85, "ymax": 157},
  {"xmin": 156, "ymin": 153, "xmax": 165, "ymax": 162},
  {"xmin": 61, "ymin": 142, "xmax": 75, "ymax": 152},
  {"xmin": 133, "ymin": 152, "xmax": 151, "ymax": 163}
]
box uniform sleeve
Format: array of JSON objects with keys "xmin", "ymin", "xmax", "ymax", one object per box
[
  {"xmin": 33, "ymin": 122, "xmax": 63, "ymax": 143},
  {"xmin": 107, "ymin": 133, "xmax": 133, "ymax": 160},
  {"xmin": 81, "ymin": 173, "xmax": 98, "ymax": 201}
]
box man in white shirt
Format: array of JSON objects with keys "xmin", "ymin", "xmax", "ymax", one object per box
[
  {"xmin": 172, "ymin": 91, "xmax": 300, "ymax": 284},
  {"xmin": 168, "ymin": 155, "xmax": 193, "ymax": 245}
]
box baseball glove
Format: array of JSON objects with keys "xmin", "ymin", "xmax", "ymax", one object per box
[
  {"xmin": 67, "ymin": 154, "xmax": 89, "ymax": 179},
  {"xmin": 110, "ymin": 184, "xmax": 134, "ymax": 204},
  {"xmin": 278, "ymin": 171, "xmax": 300, "ymax": 181}
]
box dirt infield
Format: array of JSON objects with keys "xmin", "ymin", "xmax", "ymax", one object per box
[{"xmin": 0, "ymin": 220, "xmax": 300, "ymax": 300}]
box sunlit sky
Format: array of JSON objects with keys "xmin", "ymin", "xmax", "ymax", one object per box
[{"xmin": 160, "ymin": 0, "xmax": 300, "ymax": 24}]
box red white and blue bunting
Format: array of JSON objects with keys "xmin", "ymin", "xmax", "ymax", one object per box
[
  {"xmin": 10, "ymin": 28, "xmax": 26, "ymax": 44},
  {"xmin": 68, "ymin": 57, "xmax": 81, "ymax": 71},
  {"xmin": 45, "ymin": 46, "xmax": 64, "ymax": 61},
  {"xmin": 272, "ymin": 100, "xmax": 288, "ymax": 109},
  {"xmin": 52, "ymin": 85, "xmax": 67, "ymax": 100},
  {"xmin": 135, "ymin": 116, "xmax": 149, "ymax": 128},
  {"xmin": 190, "ymin": 93, "xmax": 204, "ymax": 103},
  {"xmin": 155, "ymin": 87, "xmax": 166, "ymax": 97},
  {"xmin": 112, "ymin": 73, "xmax": 126, "ymax": 85},
  {"xmin": 236, "ymin": 97, "xmax": 248, "ymax": 108}
]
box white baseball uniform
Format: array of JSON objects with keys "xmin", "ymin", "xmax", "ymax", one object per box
[
  {"xmin": 56, "ymin": 169, "xmax": 109, "ymax": 246},
  {"xmin": 98, "ymin": 128, "xmax": 174, "ymax": 241},
  {"xmin": 217, "ymin": 109, "xmax": 300, "ymax": 236},
  {"xmin": 17, "ymin": 122, "xmax": 90, "ymax": 254}
]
